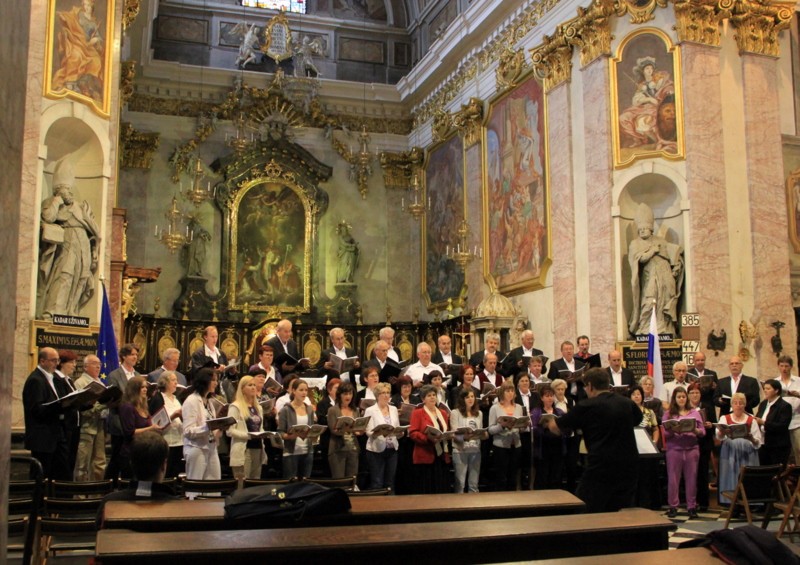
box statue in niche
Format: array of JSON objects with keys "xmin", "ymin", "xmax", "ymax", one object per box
[
  {"xmin": 184, "ymin": 221, "xmax": 211, "ymax": 278},
  {"xmin": 293, "ymin": 36, "xmax": 326, "ymax": 78},
  {"xmin": 39, "ymin": 155, "xmax": 100, "ymax": 319},
  {"xmin": 336, "ymin": 221, "xmax": 359, "ymax": 283},
  {"xmin": 628, "ymin": 202, "xmax": 683, "ymax": 336},
  {"xmin": 231, "ymin": 22, "xmax": 261, "ymax": 69}
]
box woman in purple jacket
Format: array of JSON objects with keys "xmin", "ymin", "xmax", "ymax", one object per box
[{"xmin": 662, "ymin": 386, "xmax": 705, "ymax": 518}]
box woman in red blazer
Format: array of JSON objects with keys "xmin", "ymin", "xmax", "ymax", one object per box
[{"xmin": 409, "ymin": 384, "xmax": 451, "ymax": 493}]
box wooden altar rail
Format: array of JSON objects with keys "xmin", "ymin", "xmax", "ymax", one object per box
[{"xmin": 96, "ymin": 508, "xmax": 674, "ymax": 564}]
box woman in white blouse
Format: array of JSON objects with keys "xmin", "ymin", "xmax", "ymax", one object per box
[
  {"xmin": 182, "ymin": 368, "xmax": 222, "ymax": 481},
  {"xmin": 227, "ymin": 375, "xmax": 267, "ymax": 488},
  {"xmin": 148, "ymin": 371, "xmax": 183, "ymax": 477},
  {"xmin": 365, "ymin": 382, "xmax": 400, "ymax": 491}
]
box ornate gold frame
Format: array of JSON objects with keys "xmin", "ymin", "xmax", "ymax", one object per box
[
  {"xmin": 609, "ymin": 28, "xmax": 685, "ymax": 169},
  {"xmin": 481, "ymin": 71, "xmax": 552, "ymax": 296},
  {"xmin": 228, "ymin": 172, "xmax": 312, "ymax": 314},
  {"xmin": 787, "ymin": 168, "xmax": 800, "ymax": 253},
  {"xmin": 43, "ymin": 0, "xmax": 115, "ymax": 118},
  {"xmin": 421, "ymin": 131, "xmax": 467, "ymax": 312},
  {"xmin": 262, "ymin": 11, "xmax": 294, "ymax": 63}
]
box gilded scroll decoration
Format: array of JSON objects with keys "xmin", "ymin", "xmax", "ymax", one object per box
[
  {"xmin": 120, "ymin": 61, "xmax": 136, "ymax": 107},
  {"xmin": 672, "ymin": 0, "xmax": 725, "ymax": 45},
  {"xmin": 563, "ymin": 0, "xmax": 615, "ymax": 67},
  {"xmin": 431, "ymin": 109, "xmax": 456, "ymax": 143},
  {"xmin": 452, "ymin": 98, "xmax": 484, "ymax": 148},
  {"xmin": 614, "ymin": 0, "xmax": 668, "ymax": 23},
  {"xmin": 725, "ymin": 0, "xmax": 793, "ymax": 57},
  {"xmin": 122, "ymin": 0, "xmax": 141, "ymax": 30},
  {"xmin": 379, "ymin": 147, "xmax": 424, "ymax": 190},
  {"xmin": 120, "ymin": 122, "xmax": 160, "ymax": 169},
  {"xmin": 530, "ymin": 33, "xmax": 573, "ymax": 93},
  {"xmin": 495, "ymin": 47, "xmax": 529, "ymax": 92}
]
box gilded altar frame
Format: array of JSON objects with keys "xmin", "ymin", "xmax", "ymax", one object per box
[
  {"xmin": 228, "ymin": 171, "xmax": 313, "ymax": 314},
  {"xmin": 482, "ymin": 71, "xmax": 551, "ymax": 295},
  {"xmin": 44, "ymin": 0, "xmax": 115, "ymax": 118},
  {"xmin": 610, "ymin": 28, "xmax": 685, "ymax": 169}
]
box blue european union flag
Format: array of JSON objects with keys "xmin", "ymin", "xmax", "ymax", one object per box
[{"xmin": 97, "ymin": 284, "xmax": 119, "ymax": 383}]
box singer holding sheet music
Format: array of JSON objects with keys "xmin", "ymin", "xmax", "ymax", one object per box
[
  {"xmin": 716, "ymin": 392, "xmax": 761, "ymax": 505},
  {"xmin": 327, "ymin": 382, "xmax": 362, "ymax": 479},
  {"xmin": 409, "ymin": 384, "xmax": 451, "ymax": 494},
  {"xmin": 278, "ymin": 378, "xmax": 316, "ymax": 479},
  {"xmin": 119, "ymin": 376, "xmax": 165, "ymax": 479},
  {"xmin": 148, "ymin": 371, "xmax": 184, "ymax": 478},
  {"xmin": 451, "ymin": 388, "xmax": 483, "ymax": 493},
  {"xmin": 365, "ymin": 383, "xmax": 400, "ymax": 490},
  {"xmin": 662, "ymin": 387, "xmax": 704, "ymax": 518},
  {"xmin": 227, "ymin": 376, "xmax": 267, "ymax": 487},
  {"xmin": 488, "ymin": 381, "xmax": 524, "ymax": 491},
  {"xmin": 182, "ymin": 368, "xmax": 223, "ymax": 481}
]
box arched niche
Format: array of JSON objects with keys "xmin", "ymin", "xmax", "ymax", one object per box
[
  {"xmin": 38, "ymin": 116, "xmax": 107, "ymax": 320},
  {"xmin": 615, "ymin": 172, "xmax": 689, "ymax": 339}
]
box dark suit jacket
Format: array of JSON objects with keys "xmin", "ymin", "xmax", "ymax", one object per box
[
  {"xmin": 265, "ymin": 336, "xmax": 303, "ymax": 374},
  {"xmin": 501, "ymin": 346, "xmax": 544, "ymax": 376},
  {"xmin": 370, "ymin": 345, "xmax": 403, "ymax": 362},
  {"xmin": 713, "ymin": 374, "xmax": 761, "ymax": 415},
  {"xmin": 688, "ymin": 368, "xmax": 718, "ymax": 381},
  {"xmin": 468, "ymin": 350, "xmax": 506, "ymax": 374},
  {"xmin": 432, "ymin": 351, "xmax": 464, "ymax": 367},
  {"xmin": 756, "ymin": 397, "xmax": 793, "ymax": 449},
  {"xmin": 606, "ymin": 367, "xmax": 635, "ymax": 387},
  {"xmin": 190, "ymin": 347, "xmax": 230, "ymax": 379},
  {"xmin": 548, "ymin": 358, "xmax": 586, "ymax": 402},
  {"xmin": 317, "ymin": 346, "xmax": 360, "ymax": 382},
  {"xmin": 147, "ymin": 366, "xmax": 187, "ymax": 387},
  {"xmin": 22, "ymin": 367, "xmax": 70, "ymax": 452}
]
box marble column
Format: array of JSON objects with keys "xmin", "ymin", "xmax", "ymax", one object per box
[
  {"xmin": 741, "ymin": 53, "xmax": 796, "ymax": 378},
  {"xmin": 547, "ymin": 82, "xmax": 577, "ymax": 341},
  {"xmin": 680, "ymin": 42, "xmax": 733, "ymax": 367},
  {"xmin": 581, "ymin": 57, "xmax": 616, "ymax": 354}
]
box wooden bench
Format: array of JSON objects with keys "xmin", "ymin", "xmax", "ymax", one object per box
[
  {"xmin": 96, "ymin": 508, "xmax": 674, "ymax": 564},
  {"xmin": 532, "ymin": 547, "xmax": 721, "ymax": 564},
  {"xmin": 101, "ymin": 490, "xmax": 585, "ymax": 531}
]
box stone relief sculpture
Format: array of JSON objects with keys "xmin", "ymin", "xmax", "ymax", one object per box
[
  {"xmin": 185, "ymin": 221, "xmax": 211, "ymax": 277},
  {"xmin": 628, "ymin": 202, "xmax": 683, "ymax": 336},
  {"xmin": 231, "ymin": 22, "xmax": 261, "ymax": 69},
  {"xmin": 39, "ymin": 155, "xmax": 100, "ymax": 319},
  {"xmin": 336, "ymin": 221, "xmax": 359, "ymax": 283}
]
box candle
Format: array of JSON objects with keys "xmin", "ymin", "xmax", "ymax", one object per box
[
  {"xmin": 154, "ymin": 225, "xmax": 159, "ymax": 237},
  {"xmin": 401, "ymin": 197, "xmax": 405, "ymax": 210}
]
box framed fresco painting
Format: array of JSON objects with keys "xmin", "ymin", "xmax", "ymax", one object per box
[
  {"xmin": 610, "ymin": 28, "xmax": 684, "ymax": 169},
  {"xmin": 482, "ymin": 72, "xmax": 550, "ymax": 295},
  {"xmin": 423, "ymin": 133, "xmax": 466, "ymax": 310},
  {"xmin": 787, "ymin": 169, "xmax": 800, "ymax": 253},
  {"xmin": 44, "ymin": 0, "xmax": 115, "ymax": 118},
  {"xmin": 228, "ymin": 177, "xmax": 311, "ymax": 313}
]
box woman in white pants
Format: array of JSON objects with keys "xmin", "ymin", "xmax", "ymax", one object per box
[{"xmin": 182, "ymin": 368, "xmax": 222, "ymax": 482}]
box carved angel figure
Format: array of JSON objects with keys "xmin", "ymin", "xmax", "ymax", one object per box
[
  {"xmin": 293, "ymin": 36, "xmax": 326, "ymax": 77},
  {"xmin": 231, "ymin": 22, "xmax": 261, "ymax": 69}
]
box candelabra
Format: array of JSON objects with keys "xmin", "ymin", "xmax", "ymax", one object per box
[
  {"xmin": 446, "ymin": 219, "xmax": 481, "ymax": 268},
  {"xmin": 226, "ymin": 110, "xmax": 255, "ymax": 154},
  {"xmin": 352, "ymin": 125, "xmax": 374, "ymax": 199},
  {"xmin": 154, "ymin": 196, "xmax": 192, "ymax": 253},
  {"xmin": 402, "ymin": 169, "xmax": 426, "ymax": 220},
  {"xmin": 182, "ymin": 157, "xmax": 214, "ymax": 206}
]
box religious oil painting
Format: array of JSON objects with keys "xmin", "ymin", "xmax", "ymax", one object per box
[
  {"xmin": 787, "ymin": 169, "xmax": 800, "ymax": 253},
  {"xmin": 44, "ymin": 0, "xmax": 115, "ymax": 118},
  {"xmin": 423, "ymin": 133, "xmax": 465, "ymax": 310},
  {"xmin": 483, "ymin": 73, "xmax": 550, "ymax": 295},
  {"xmin": 610, "ymin": 28, "xmax": 684, "ymax": 169},
  {"xmin": 229, "ymin": 179, "xmax": 311, "ymax": 313}
]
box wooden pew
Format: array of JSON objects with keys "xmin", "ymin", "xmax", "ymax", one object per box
[
  {"xmin": 532, "ymin": 547, "xmax": 721, "ymax": 564},
  {"xmin": 96, "ymin": 508, "xmax": 674, "ymax": 564},
  {"xmin": 102, "ymin": 490, "xmax": 585, "ymax": 531}
]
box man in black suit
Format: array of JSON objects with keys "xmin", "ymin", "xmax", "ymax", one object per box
[
  {"xmin": 468, "ymin": 333, "xmax": 504, "ymax": 374},
  {"xmin": 265, "ymin": 319, "xmax": 309, "ymax": 376},
  {"xmin": 147, "ymin": 348, "xmax": 187, "ymax": 386},
  {"xmin": 548, "ymin": 341, "xmax": 586, "ymax": 403},
  {"xmin": 432, "ymin": 334, "xmax": 463, "ymax": 386},
  {"xmin": 317, "ymin": 327, "xmax": 360, "ymax": 383},
  {"xmin": 105, "ymin": 343, "xmax": 141, "ymax": 480},
  {"xmin": 713, "ymin": 355, "xmax": 761, "ymax": 416},
  {"xmin": 606, "ymin": 350, "xmax": 635, "ymax": 388},
  {"xmin": 22, "ymin": 347, "xmax": 72, "ymax": 480},
  {"xmin": 501, "ymin": 330, "xmax": 544, "ymax": 376},
  {"xmin": 755, "ymin": 379, "xmax": 793, "ymax": 466},
  {"xmin": 688, "ymin": 351, "xmax": 717, "ymax": 382}
]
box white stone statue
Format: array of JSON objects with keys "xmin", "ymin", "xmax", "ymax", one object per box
[
  {"xmin": 38, "ymin": 155, "xmax": 100, "ymax": 319},
  {"xmin": 628, "ymin": 202, "xmax": 683, "ymax": 336},
  {"xmin": 336, "ymin": 222, "xmax": 359, "ymax": 284},
  {"xmin": 232, "ymin": 22, "xmax": 261, "ymax": 69},
  {"xmin": 293, "ymin": 36, "xmax": 325, "ymax": 78}
]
